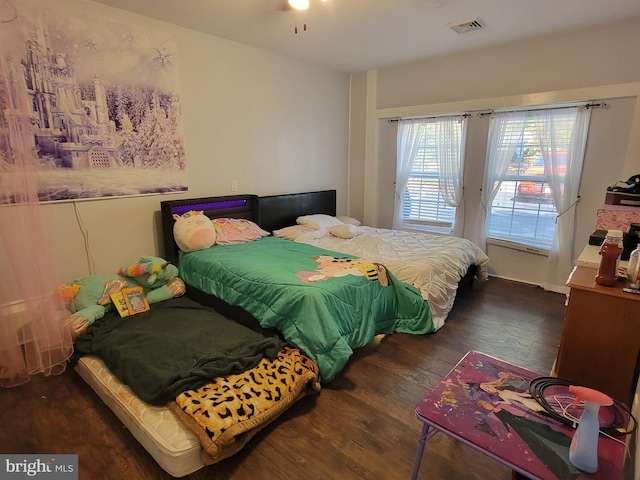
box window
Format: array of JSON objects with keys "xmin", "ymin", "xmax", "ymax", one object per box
[
  {"xmin": 395, "ymin": 116, "xmax": 466, "ymax": 233},
  {"xmin": 485, "ymin": 108, "xmax": 587, "ymax": 251}
]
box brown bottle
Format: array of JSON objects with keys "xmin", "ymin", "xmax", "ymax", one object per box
[{"xmin": 595, "ymin": 229, "xmax": 623, "ymax": 286}]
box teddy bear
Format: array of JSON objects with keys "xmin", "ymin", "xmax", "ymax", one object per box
[{"xmin": 57, "ymin": 255, "xmax": 185, "ymax": 336}]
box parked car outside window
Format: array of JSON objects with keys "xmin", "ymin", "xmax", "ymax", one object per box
[{"xmin": 515, "ymin": 154, "xmax": 566, "ymax": 202}]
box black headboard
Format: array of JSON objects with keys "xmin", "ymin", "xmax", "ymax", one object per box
[
  {"xmin": 160, "ymin": 194, "xmax": 258, "ymax": 266},
  {"xmin": 258, "ymin": 190, "xmax": 337, "ymax": 233},
  {"xmin": 159, "ymin": 190, "xmax": 337, "ymax": 266}
]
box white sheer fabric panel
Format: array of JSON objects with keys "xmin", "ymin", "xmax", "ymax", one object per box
[
  {"xmin": 394, "ymin": 117, "xmax": 466, "ymax": 234},
  {"xmin": 393, "ymin": 119, "xmax": 423, "ymax": 230},
  {"xmin": 473, "ymin": 111, "xmax": 527, "ymax": 251},
  {"xmin": 436, "ymin": 116, "xmax": 467, "ymax": 237},
  {"xmin": 535, "ymin": 107, "xmax": 591, "ymax": 293}
]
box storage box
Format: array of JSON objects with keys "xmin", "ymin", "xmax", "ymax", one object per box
[
  {"xmin": 605, "ymin": 191, "xmax": 640, "ymax": 206},
  {"xmin": 595, "ymin": 203, "xmax": 640, "ymax": 232},
  {"xmin": 588, "ymin": 230, "xmax": 606, "ymax": 246}
]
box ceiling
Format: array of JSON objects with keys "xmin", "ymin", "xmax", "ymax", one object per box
[{"xmin": 91, "ymin": 0, "xmax": 640, "ymax": 73}]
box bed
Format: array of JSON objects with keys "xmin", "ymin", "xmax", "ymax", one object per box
[
  {"xmin": 160, "ymin": 191, "xmax": 434, "ymax": 382},
  {"xmin": 177, "ymin": 235, "xmax": 433, "ymax": 381},
  {"xmin": 270, "ymin": 220, "xmax": 489, "ymax": 330},
  {"xmin": 72, "ymin": 295, "xmax": 321, "ymax": 477},
  {"xmin": 160, "ymin": 190, "xmax": 487, "ymax": 331},
  {"xmin": 256, "ymin": 190, "xmax": 488, "ymax": 329}
]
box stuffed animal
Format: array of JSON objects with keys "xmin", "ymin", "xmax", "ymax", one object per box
[
  {"xmin": 173, "ymin": 210, "xmax": 216, "ymax": 252},
  {"xmin": 57, "ymin": 255, "xmax": 185, "ymax": 336}
]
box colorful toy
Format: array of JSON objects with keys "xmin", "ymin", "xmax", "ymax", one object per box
[
  {"xmin": 57, "ymin": 255, "xmax": 186, "ymax": 336},
  {"xmin": 172, "ymin": 210, "xmax": 217, "ymax": 252}
]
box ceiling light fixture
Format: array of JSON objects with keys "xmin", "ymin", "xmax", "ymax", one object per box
[
  {"xmin": 288, "ymin": 0, "xmax": 309, "ymax": 10},
  {"xmin": 288, "ymin": 0, "xmax": 309, "ymax": 34}
]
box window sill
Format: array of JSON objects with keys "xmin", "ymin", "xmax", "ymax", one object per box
[
  {"xmin": 402, "ymin": 224, "xmax": 452, "ymax": 235},
  {"xmin": 487, "ymin": 237, "xmax": 549, "ymax": 256}
]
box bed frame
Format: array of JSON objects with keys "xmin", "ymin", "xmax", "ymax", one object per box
[
  {"xmin": 160, "ymin": 190, "xmax": 337, "ymax": 332},
  {"xmin": 257, "ymin": 190, "xmax": 336, "ymax": 232},
  {"xmin": 160, "ymin": 194, "xmax": 259, "ymax": 267},
  {"xmin": 160, "ymin": 190, "xmax": 336, "ymax": 266},
  {"xmin": 160, "ymin": 188, "xmax": 475, "ymax": 328}
]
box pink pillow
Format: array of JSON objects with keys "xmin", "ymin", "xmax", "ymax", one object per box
[{"xmin": 211, "ymin": 218, "xmax": 270, "ymax": 245}]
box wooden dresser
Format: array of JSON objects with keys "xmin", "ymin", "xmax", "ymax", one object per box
[{"xmin": 555, "ymin": 265, "xmax": 640, "ymax": 405}]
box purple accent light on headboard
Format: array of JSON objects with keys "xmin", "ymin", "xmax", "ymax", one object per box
[{"xmin": 171, "ymin": 199, "xmax": 247, "ymax": 215}]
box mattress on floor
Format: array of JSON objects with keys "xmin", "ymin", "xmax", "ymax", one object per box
[{"xmin": 74, "ymin": 355, "xmax": 204, "ymax": 478}]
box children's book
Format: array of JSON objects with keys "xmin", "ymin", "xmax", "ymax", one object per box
[
  {"xmin": 122, "ymin": 286, "xmax": 150, "ymax": 315},
  {"xmin": 110, "ymin": 286, "xmax": 150, "ymax": 317},
  {"xmin": 110, "ymin": 291, "xmax": 130, "ymax": 317}
]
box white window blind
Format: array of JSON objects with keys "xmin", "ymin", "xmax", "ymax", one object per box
[
  {"xmin": 487, "ymin": 108, "xmax": 584, "ymax": 251},
  {"xmin": 399, "ymin": 118, "xmax": 464, "ymax": 232}
]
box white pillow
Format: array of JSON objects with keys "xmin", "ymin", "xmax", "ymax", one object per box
[
  {"xmin": 296, "ymin": 214, "xmax": 343, "ymax": 230},
  {"xmin": 297, "ymin": 227, "xmax": 329, "ymax": 242},
  {"xmin": 336, "ymin": 215, "xmax": 361, "ymax": 226},
  {"xmin": 328, "ymin": 224, "xmax": 363, "ymax": 239},
  {"xmin": 273, "ymin": 225, "xmax": 315, "ymax": 241}
]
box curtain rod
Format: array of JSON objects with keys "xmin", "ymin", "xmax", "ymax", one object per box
[
  {"xmin": 387, "ymin": 113, "xmax": 471, "ymax": 123},
  {"xmin": 387, "ymin": 102, "xmax": 607, "ymax": 123},
  {"xmin": 476, "ymin": 102, "xmax": 607, "ymax": 117}
]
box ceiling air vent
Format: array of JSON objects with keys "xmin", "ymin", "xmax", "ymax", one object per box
[{"xmin": 447, "ymin": 17, "xmax": 484, "ymax": 34}]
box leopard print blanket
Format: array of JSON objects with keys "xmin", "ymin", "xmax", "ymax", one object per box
[{"xmin": 169, "ymin": 346, "xmax": 321, "ymax": 464}]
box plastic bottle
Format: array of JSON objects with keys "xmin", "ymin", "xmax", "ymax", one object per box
[
  {"xmin": 627, "ymin": 246, "xmax": 640, "ymax": 289},
  {"xmin": 568, "ymin": 385, "xmax": 613, "ymax": 473},
  {"xmin": 595, "ymin": 229, "xmax": 623, "ymax": 286}
]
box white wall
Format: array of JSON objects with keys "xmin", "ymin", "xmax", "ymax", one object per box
[
  {"xmin": 31, "ymin": 0, "xmax": 349, "ymax": 282},
  {"xmin": 348, "ymin": 19, "xmax": 640, "ymax": 286}
]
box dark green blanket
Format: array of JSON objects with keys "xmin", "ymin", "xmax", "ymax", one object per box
[{"xmin": 72, "ymin": 296, "xmax": 286, "ymax": 406}]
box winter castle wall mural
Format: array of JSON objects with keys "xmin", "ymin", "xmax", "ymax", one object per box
[{"xmin": 0, "ymin": 0, "xmax": 187, "ymax": 203}]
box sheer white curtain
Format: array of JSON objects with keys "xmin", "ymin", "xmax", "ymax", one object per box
[
  {"xmin": 393, "ymin": 116, "xmax": 466, "ymax": 233},
  {"xmin": 472, "ymin": 111, "xmax": 527, "ymax": 251},
  {"xmin": 437, "ymin": 116, "xmax": 467, "ymax": 237},
  {"xmin": 393, "ymin": 119, "xmax": 423, "ymax": 230},
  {"xmin": 534, "ymin": 107, "xmax": 591, "ymax": 293}
]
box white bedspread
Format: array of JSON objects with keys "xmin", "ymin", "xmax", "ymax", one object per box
[{"xmin": 289, "ymin": 227, "xmax": 488, "ymax": 330}]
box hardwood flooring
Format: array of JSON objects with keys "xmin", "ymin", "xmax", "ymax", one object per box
[{"xmin": 0, "ymin": 278, "xmax": 607, "ymax": 479}]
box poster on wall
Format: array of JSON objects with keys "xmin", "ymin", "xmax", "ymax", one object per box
[{"xmin": 0, "ymin": 0, "xmax": 187, "ymax": 203}]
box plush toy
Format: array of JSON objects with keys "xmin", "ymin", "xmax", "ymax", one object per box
[
  {"xmin": 57, "ymin": 255, "xmax": 186, "ymax": 337},
  {"xmin": 173, "ymin": 210, "xmax": 216, "ymax": 252}
]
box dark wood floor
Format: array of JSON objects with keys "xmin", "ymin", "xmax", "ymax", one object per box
[{"xmin": 0, "ymin": 278, "xmax": 604, "ymax": 479}]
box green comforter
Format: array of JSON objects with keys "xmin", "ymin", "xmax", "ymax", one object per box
[{"xmin": 179, "ymin": 237, "xmax": 433, "ymax": 381}]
